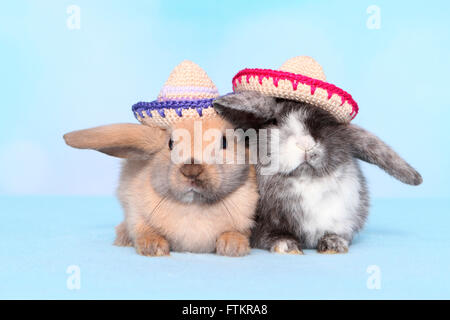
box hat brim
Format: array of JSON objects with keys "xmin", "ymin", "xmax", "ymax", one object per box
[{"xmin": 132, "ymin": 98, "xmax": 217, "ymax": 127}]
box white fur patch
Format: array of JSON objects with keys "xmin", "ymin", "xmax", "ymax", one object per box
[
  {"xmin": 288, "ymin": 163, "xmax": 361, "ymax": 248},
  {"xmin": 271, "ymin": 240, "xmax": 289, "ymax": 253},
  {"xmin": 270, "ymin": 240, "xmax": 302, "ymax": 254},
  {"xmin": 286, "ymin": 113, "xmax": 307, "ymax": 135},
  {"xmin": 273, "ymin": 113, "xmax": 318, "ymax": 174}
]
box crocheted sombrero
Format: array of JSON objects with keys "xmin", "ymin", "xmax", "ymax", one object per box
[
  {"xmin": 232, "ymin": 56, "xmax": 358, "ymax": 123},
  {"xmin": 132, "ymin": 60, "xmax": 220, "ymax": 127}
]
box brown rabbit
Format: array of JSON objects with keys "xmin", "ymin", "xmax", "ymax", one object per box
[
  {"xmin": 64, "ymin": 117, "xmax": 258, "ymax": 257},
  {"xmin": 64, "ymin": 60, "xmax": 258, "ymax": 257}
]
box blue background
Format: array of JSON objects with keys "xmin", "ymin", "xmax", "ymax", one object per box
[{"xmin": 0, "ymin": 0, "xmax": 449, "ymax": 299}]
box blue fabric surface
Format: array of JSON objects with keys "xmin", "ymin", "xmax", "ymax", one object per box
[{"xmin": 1, "ymin": 196, "xmax": 449, "ymax": 299}]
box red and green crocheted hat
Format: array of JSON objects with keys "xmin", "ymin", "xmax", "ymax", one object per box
[{"xmin": 232, "ymin": 56, "xmax": 358, "ymax": 123}]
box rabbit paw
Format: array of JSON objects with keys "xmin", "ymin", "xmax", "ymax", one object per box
[
  {"xmin": 270, "ymin": 239, "xmax": 303, "ymax": 255},
  {"xmin": 216, "ymin": 232, "xmax": 250, "ymax": 257},
  {"xmin": 317, "ymin": 234, "xmax": 349, "ymax": 254},
  {"xmin": 113, "ymin": 222, "xmax": 133, "ymax": 247},
  {"xmin": 135, "ymin": 234, "xmax": 170, "ymax": 257},
  {"xmin": 114, "ymin": 236, "xmax": 133, "ymax": 247}
]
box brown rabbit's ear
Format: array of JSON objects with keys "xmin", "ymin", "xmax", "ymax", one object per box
[
  {"xmin": 347, "ymin": 124, "xmax": 422, "ymax": 185},
  {"xmin": 63, "ymin": 123, "xmax": 167, "ymax": 160}
]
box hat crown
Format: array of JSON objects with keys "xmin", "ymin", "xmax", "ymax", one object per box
[
  {"xmin": 133, "ymin": 60, "xmax": 220, "ymax": 128},
  {"xmin": 157, "ymin": 60, "xmax": 219, "ymax": 101},
  {"xmin": 279, "ymin": 56, "xmax": 326, "ymax": 81}
]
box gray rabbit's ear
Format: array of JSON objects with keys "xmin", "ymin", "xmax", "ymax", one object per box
[
  {"xmin": 213, "ymin": 91, "xmax": 279, "ymax": 129},
  {"xmin": 347, "ymin": 124, "xmax": 422, "ymax": 185},
  {"xmin": 63, "ymin": 123, "xmax": 167, "ymax": 160}
]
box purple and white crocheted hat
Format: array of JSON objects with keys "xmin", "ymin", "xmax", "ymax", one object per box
[{"xmin": 132, "ymin": 60, "xmax": 220, "ymax": 127}]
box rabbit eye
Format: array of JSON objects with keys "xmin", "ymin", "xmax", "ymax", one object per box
[
  {"xmin": 264, "ymin": 118, "xmax": 278, "ymax": 126},
  {"xmin": 168, "ymin": 138, "xmax": 174, "ymax": 150},
  {"xmin": 221, "ymin": 136, "xmax": 227, "ymax": 149}
]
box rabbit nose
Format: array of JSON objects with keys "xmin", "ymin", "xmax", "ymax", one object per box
[
  {"xmin": 180, "ymin": 163, "xmax": 204, "ymax": 179},
  {"xmin": 296, "ymin": 135, "xmax": 316, "ymax": 151}
]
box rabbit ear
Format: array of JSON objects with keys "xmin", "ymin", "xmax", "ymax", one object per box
[
  {"xmin": 63, "ymin": 123, "xmax": 167, "ymax": 160},
  {"xmin": 213, "ymin": 91, "xmax": 280, "ymax": 129},
  {"xmin": 347, "ymin": 124, "xmax": 422, "ymax": 185}
]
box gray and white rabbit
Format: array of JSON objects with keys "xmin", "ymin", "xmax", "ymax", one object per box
[{"xmin": 213, "ymin": 91, "xmax": 422, "ymax": 254}]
